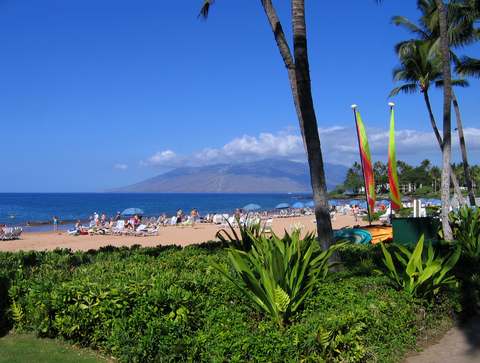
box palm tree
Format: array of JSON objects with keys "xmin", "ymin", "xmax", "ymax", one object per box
[
  {"xmin": 391, "ymin": 0, "xmax": 479, "ymax": 236},
  {"xmin": 199, "ymin": 0, "xmax": 334, "ymax": 250},
  {"xmin": 393, "ymin": 0, "xmax": 479, "ymax": 208},
  {"xmin": 389, "ymin": 40, "xmax": 467, "ymax": 204}
]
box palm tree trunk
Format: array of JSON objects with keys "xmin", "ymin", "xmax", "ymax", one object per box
[
  {"xmin": 291, "ymin": 0, "xmax": 333, "ymax": 250},
  {"xmin": 452, "ymin": 90, "xmax": 476, "ymax": 206},
  {"xmin": 260, "ymin": 0, "xmax": 305, "ymax": 146},
  {"xmin": 423, "ymin": 91, "xmax": 465, "ymax": 204},
  {"xmin": 436, "ymin": 0, "xmax": 453, "ymax": 241}
]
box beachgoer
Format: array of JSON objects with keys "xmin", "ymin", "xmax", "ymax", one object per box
[
  {"xmin": 53, "ymin": 216, "xmax": 58, "ymax": 232},
  {"xmin": 101, "ymin": 213, "xmax": 107, "ymax": 225},
  {"xmin": 353, "ymin": 205, "xmax": 359, "ymax": 222},
  {"xmin": 114, "ymin": 212, "xmax": 121, "ymax": 221},
  {"xmin": 234, "ymin": 208, "xmax": 241, "ymax": 221},
  {"xmin": 176, "ymin": 209, "xmax": 184, "ymax": 224},
  {"xmin": 133, "ymin": 215, "xmax": 141, "ymax": 229},
  {"xmin": 93, "ymin": 212, "xmax": 99, "ymax": 224}
]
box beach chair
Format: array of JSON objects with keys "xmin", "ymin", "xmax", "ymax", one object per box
[
  {"xmin": 112, "ymin": 220, "xmax": 125, "ymax": 235},
  {"xmin": 12, "ymin": 227, "xmax": 22, "ymax": 239},
  {"xmin": 212, "ymin": 214, "xmax": 222, "ymax": 224},
  {"xmin": 2, "ymin": 227, "xmax": 14, "ymax": 240},
  {"xmin": 170, "ymin": 216, "xmax": 178, "ymax": 226}
]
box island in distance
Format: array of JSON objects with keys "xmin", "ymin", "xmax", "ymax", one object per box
[{"xmin": 112, "ymin": 159, "xmax": 347, "ymax": 193}]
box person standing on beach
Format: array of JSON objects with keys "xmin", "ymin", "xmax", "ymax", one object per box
[
  {"xmin": 353, "ymin": 205, "xmax": 359, "ymax": 222},
  {"xmin": 53, "ymin": 216, "xmax": 58, "ymax": 232}
]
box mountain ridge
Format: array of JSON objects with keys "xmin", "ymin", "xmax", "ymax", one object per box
[{"xmin": 112, "ymin": 159, "xmax": 347, "ymax": 193}]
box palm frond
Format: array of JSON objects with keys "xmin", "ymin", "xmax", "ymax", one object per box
[
  {"xmin": 389, "ymin": 83, "xmax": 419, "ymax": 97},
  {"xmin": 392, "ymin": 16, "xmax": 429, "ymax": 39},
  {"xmin": 456, "ymin": 56, "xmax": 480, "ymax": 78},
  {"xmin": 435, "ymin": 79, "xmax": 470, "ymax": 89},
  {"xmin": 198, "ymin": 0, "xmax": 215, "ymax": 19}
]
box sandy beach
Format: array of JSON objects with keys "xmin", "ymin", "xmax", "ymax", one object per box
[{"xmin": 0, "ymin": 214, "xmax": 369, "ymax": 252}]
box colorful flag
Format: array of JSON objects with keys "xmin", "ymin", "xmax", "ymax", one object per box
[
  {"xmin": 388, "ymin": 108, "xmax": 402, "ymax": 210},
  {"xmin": 354, "ymin": 110, "xmax": 376, "ymax": 217}
]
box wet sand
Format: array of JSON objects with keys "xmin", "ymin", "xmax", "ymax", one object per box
[{"xmin": 0, "ymin": 214, "xmax": 370, "ymax": 252}]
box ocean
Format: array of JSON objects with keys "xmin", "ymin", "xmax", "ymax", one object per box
[{"xmin": 0, "ymin": 193, "xmax": 316, "ymax": 229}]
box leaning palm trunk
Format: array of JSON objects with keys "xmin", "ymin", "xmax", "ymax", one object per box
[
  {"xmin": 291, "ymin": 0, "xmax": 333, "ymax": 250},
  {"xmin": 259, "ymin": 0, "xmax": 333, "ymax": 250},
  {"xmin": 260, "ymin": 0, "xmax": 306, "ymax": 148},
  {"xmin": 423, "ymin": 91, "xmax": 465, "ymax": 204},
  {"xmin": 452, "ymin": 90, "xmax": 476, "ymax": 206},
  {"xmin": 436, "ymin": 0, "xmax": 453, "ymax": 241}
]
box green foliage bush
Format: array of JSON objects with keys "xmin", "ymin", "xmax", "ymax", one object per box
[
  {"xmin": 216, "ymin": 230, "xmax": 344, "ymax": 327},
  {"xmin": 379, "ymin": 236, "xmax": 460, "ymax": 299},
  {"xmin": 449, "ymin": 206, "xmax": 480, "ymax": 259},
  {"xmin": 449, "ymin": 206, "xmax": 480, "ymax": 313},
  {"xmin": 0, "ymin": 243, "xmax": 459, "ymax": 362}
]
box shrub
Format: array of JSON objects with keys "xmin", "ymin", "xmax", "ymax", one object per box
[
  {"xmin": 215, "ymin": 230, "xmax": 345, "ymax": 327},
  {"xmin": 449, "ymin": 206, "xmax": 480, "ymax": 314},
  {"xmin": 449, "ymin": 206, "xmax": 480, "ymax": 259},
  {"xmin": 0, "ymin": 243, "xmax": 460, "ymax": 362},
  {"xmin": 380, "ymin": 236, "xmax": 460, "ymax": 299}
]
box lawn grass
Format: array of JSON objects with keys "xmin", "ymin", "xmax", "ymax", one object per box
[{"xmin": 0, "ymin": 333, "xmax": 108, "ymax": 363}]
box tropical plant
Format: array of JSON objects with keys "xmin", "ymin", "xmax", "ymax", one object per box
[
  {"xmin": 215, "ymin": 230, "xmax": 344, "ymax": 327},
  {"xmin": 449, "ymin": 205, "xmax": 480, "ymax": 259},
  {"xmin": 216, "ymin": 217, "xmax": 264, "ymax": 252},
  {"xmin": 199, "ymin": 0, "xmax": 334, "ymax": 251},
  {"xmin": 379, "ymin": 235, "xmax": 461, "ymax": 298}
]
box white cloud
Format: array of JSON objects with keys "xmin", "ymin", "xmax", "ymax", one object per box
[
  {"xmin": 142, "ymin": 126, "xmax": 480, "ymax": 168},
  {"xmin": 113, "ymin": 163, "xmax": 128, "ymax": 170},
  {"xmin": 142, "ymin": 150, "xmax": 180, "ymax": 167}
]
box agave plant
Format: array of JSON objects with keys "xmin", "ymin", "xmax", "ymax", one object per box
[
  {"xmin": 449, "ymin": 206, "xmax": 480, "ymax": 259},
  {"xmin": 380, "ymin": 235, "xmax": 460, "ymax": 299},
  {"xmin": 215, "ymin": 230, "xmax": 344, "ymax": 327}
]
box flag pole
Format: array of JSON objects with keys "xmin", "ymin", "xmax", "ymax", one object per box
[
  {"xmin": 351, "ymin": 104, "xmax": 372, "ymax": 225},
  {"xmin": 388, "ymin": 102, "xmax": 395, "ymax": 225}
]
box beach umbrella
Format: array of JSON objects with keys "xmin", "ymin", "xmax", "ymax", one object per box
[
  {"xmin": 275, "ymin": 203, "xmax": 290, "ymax": 209},
  {"xmin": 121, "ymin": 208, "xmax": 144, "ymax": 216},
  {"xmin": 292, "ymin": 202, "xmax": 305, "ymax": 209},
  {"xmin": 305, "ymin": 201, "xmax": 315, "ymax": 208},
  {"xmin": 243, "ymin": 203, "xmax": 261, "ymax": 212}
]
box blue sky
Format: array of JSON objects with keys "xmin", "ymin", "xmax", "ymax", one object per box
[{"xmin": 0, "ymin": 0, "xmax": 478, "ymax": 192}]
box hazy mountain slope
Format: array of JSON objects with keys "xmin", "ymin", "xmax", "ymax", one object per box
[{"xmin": 112, "ymin": 159, "xmax": 347, "ymax": 193}]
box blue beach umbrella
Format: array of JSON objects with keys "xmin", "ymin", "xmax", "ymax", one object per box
[
  {"xmin": 121, "ymin": 208, "xmax": 145, "ymax": 216},
  {"xmin": 243, "ymin": 203, "xmax": 261, "ymax": 212},
  {"xmin": 275, "ymin": 203, "xmax": 290, "ymax": 209},
  {"xmin": 305, "ymin": 201, "xmax": 315, "ymax": 208},
  {"xmin": 292, "ymin": 202, "xmax": 305, "ymax": 209}
]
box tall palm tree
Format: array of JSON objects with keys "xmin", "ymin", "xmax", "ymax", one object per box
[
  {"xmin": 199, "ymin": 0, "xmax": 334, "ymax": 250},
  {"xmin": 436, "ymin": 0, "xmax": 454, "ymax": 239},
  {"xmin": 390, "ymin": 40, "xmax": 467, "ymax": 204},
  {"xmin": 393, "ymin": 0, "xmax": 479, "ymax": 207},
  {"xmin": 391, "ymin": 0, "xmax": 479, "ymax": 236}
]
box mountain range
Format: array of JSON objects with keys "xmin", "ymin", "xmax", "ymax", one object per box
[{"xmin": 112, "ymin": 159, "xmax": 347, "ymax": 193}]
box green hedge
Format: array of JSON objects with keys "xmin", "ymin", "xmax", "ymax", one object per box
[{"xmin": 0, "ymin": 243, "xmax": 459, "ymax": 362}]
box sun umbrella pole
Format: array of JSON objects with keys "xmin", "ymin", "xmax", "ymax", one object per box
[{"xmin": 351, "ymin": 105, "xmax": 372, "ymax": 225}]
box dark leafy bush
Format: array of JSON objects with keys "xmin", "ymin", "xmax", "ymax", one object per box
[
  {"xmin": 379, "ymin": 236, "xmax": 460, "ymax": 299},
  {"xmin": 449, "ymin": 206, "xmax": 480, "ymax": 314},
  {"xmin": 0, "ymin": 243, "xmax": 460, "ymax": 362}
]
